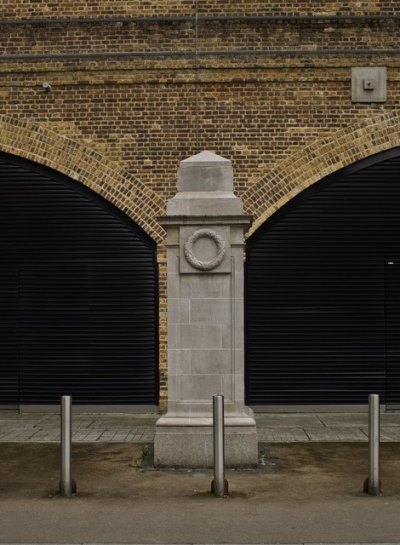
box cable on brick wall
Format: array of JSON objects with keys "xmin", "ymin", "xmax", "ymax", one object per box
[
  {"xmin": 0, "ymin": 49, "xmax": 399, "ymax": 62},
  {"xmin": 0, "ymin": 15, "xmax": 399, "ymax": 26}
]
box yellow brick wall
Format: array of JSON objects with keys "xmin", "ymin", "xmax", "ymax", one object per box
[{"xmin": 0, "ymin": 2, "xmax": 399, "ymax": 406}]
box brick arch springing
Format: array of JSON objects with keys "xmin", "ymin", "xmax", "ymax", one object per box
[
  {"xmin": 244, "ymin": 111, "xmax": 400, "ymax": 238},
  {"xmin": 0, "ymin": 115, "xmax": 165, "ymax": 242}
]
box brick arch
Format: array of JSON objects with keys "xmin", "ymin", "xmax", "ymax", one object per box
[
  {"xmin": 244, "ymin": 111, "xmax": 400, "ymax": 238},
  {"xmin": 0, "ymin": 116, "xmax": 165, "ymax": 242}
]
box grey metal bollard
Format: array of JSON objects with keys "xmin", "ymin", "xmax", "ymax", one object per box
[
  {"xmin": 59, "ymin": 395, "xmax": 77, "ymax": 496},
  {"xmin": 211, "ymin": 394, "xmax": 229, "ymax": 497},
  {"xmin": 363, "ymin": 393, "xmax": 381, "ymax": 496}
]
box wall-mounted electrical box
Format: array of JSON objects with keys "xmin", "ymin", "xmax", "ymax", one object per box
[{"xmin": 351, "ymin": 67, "xmax": 387, "ymax": 103}]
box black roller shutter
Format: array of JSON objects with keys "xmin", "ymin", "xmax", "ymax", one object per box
[
  {"xmin": 246, "ymin": 148, "xmax": 400, "ymax": 406},
  {"xmin": 0, "ymin": 153, "xmax": 158, "ymax": 406},
  {"xmin": 0, "ymin": 268, "xmax": 18, "ymax": 408},
  {"xmin": 385, "ymin": 261, "xmax": 400, "ymax": 408}
]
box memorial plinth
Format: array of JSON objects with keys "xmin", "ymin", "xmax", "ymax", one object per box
[{"xmin": 154, "ymin": 151, "xmax": 258, "ymax": 468}]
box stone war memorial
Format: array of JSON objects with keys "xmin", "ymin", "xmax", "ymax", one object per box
[{"xmin": 154, "ymin": 151, "xmax": 258, "ymax": 468}]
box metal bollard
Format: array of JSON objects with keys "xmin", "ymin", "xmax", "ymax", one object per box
[
  {"xmin": 211, "ymin": 394, "xmax": 229, "ymax": 497},
  {"xmin": 59, "ymin": 395, "xmax": 76, "ymax": 496},
  {"xmin": 363, "ymin": 393, "xmax": 381, "ymax": 496}
]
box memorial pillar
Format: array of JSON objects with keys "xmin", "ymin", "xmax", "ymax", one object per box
[{"xmin": 154, "ymin": 151, "xmax": 257, "ymax": 468}]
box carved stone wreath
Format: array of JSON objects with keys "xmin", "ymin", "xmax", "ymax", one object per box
[{"xmin": 184, "ymin": 229, "xmax": 226, "ymax": 271}]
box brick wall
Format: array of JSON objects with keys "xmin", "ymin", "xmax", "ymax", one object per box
[{"xmin": 0, "ymin": 1, "xmax": 399, "ymax": 406}]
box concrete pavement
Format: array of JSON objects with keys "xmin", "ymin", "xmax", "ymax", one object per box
[
  {"xmin": 1, "ymin": 410, "xmax": 400, "ymax": 442},
  {"xmin": 0, "ymin": 412, "xmax": 157, "ymax": 443}
]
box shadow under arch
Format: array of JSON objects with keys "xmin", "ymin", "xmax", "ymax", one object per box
[
  {"xmin": 244, "ymin": 144, "xmax": 400, "ymax": 407},
  {"xmin": 0, "ymin": 115, "xmax": 165, "ymax": 242},
  {"xmin": 243, "ymin": 111, "xmax": 400, "ymax": 238},
  {"xmin": 247, "ymin": 145, "xmax": 400, "ymax": 244},
  {"xmin": 0, "ymin": 149, "xmax": 160, "ymax": 407}
]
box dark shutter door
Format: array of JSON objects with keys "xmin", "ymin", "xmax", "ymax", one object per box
[
  {"xmin": 0, "ymin": 268, "xmax": 18, "ymax": 408},
  {"xmin": 246, "ymin": 149, "xmax": 400, "ymax": 406},
  {"xmin": 19, "ymin": 259, "xmax": 156, "ymax": 404},
  {"xmin": 19, "ymin": 262, "xmax": 90, "ymax": 404},
  {"xmin": 0, "ymin": 153, "xmax": 158, "ymax": 406},
  {"xmin": 385, "ymin": 261, "xmax": 400, "ymax": 409}
]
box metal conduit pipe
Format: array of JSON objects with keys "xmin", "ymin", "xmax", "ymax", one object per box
[
  {"xmin": 1, "ymin": 49, "xmax": 400, "ymax": 62},
  {"xmin": 0, "ymin": 15, "xmax": 398, "ymax": 26}
]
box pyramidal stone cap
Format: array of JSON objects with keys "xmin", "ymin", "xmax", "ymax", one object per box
[
  {"xmin": 177, "ymin": 150, "xmax": 234, "ymax": 193},
  {"xmin": 167, "ymin": 150, "xmax": 243, "ymax": 216}
]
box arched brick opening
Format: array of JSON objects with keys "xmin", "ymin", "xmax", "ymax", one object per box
[
  {"xmin": 244, "ymin": 111, "xmax": 400, "ymax": 238},
  {"xmin": 0, "ymin": 115, "xmax": 165, "ymax": 242},
  {"xmin": 0, "ymin": 115, "xmax": 168, "ymax": 408},
  {"xmin": 245, "ymin": 145, "xmax": 400, "ymax": 406}
]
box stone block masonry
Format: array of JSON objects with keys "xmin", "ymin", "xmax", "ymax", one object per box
[{"xmin": 154, "ymin": 151, "xmax": 257, "ymax": 467}]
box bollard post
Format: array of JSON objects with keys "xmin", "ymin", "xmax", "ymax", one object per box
[
  {"xmin": 363, "ymin": 393, "xmax": 381, "ymax": 496},
  {"xmin": 59, "ymin": 395, "xmax": 76, "ymax": 496},
  {"xmin": 211, "ymin": 394, "xmax": 229, "ymax": 497}
]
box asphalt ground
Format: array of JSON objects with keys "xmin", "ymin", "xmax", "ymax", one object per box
[{"xmin": 0, "ymin": 442, "xmax": 400, "ymax": 544}]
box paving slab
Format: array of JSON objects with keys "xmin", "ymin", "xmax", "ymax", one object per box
[
  {"xmin": 379, "ymin": 427, "xmax": 400, "ymax": 441},
  {"xmin": 381, "ymin": 412, "xmax": 400, "ymax": 425},
  {"xmin": 258, "ymin": 427, "xmax": 310, "ymax": 442},
  {"xmin": 0, "ymin": 411, "xmax": 399, "ymax": 443},
  {"xmin": 305, "ymin": 427, "xmax": 368, "ymax": 442},
  {"xmin": 318, "ymin": 414, "xmax": 369, "ymax": 427},
  {"xmin": 254, "ymin": 413, "xmax": 324, "ymax": 427}
]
